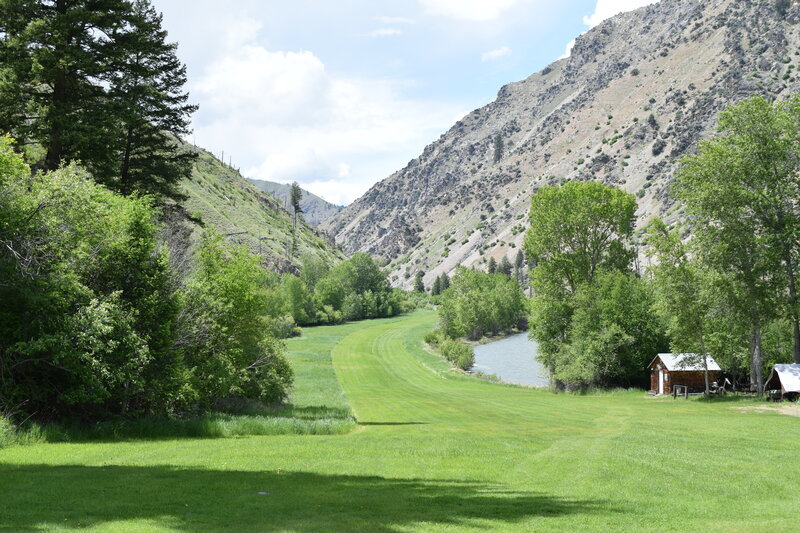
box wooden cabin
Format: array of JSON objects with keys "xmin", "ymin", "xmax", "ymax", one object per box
[{"xmin": 647, "ymin": 353, "xmax": 721, "ymax": 395}]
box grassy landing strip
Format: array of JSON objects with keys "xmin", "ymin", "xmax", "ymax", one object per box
[{"xmin": 1, "ymin": 311, "xmax": 799, "ymax": 532}]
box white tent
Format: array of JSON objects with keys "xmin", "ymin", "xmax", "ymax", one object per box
[{"xmin": 764, "ymin": 364, "xmax": 800, "ymax": 393}]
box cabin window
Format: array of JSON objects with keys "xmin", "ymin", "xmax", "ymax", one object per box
[{"xmin": 664, "ymin": 374, "xmax": 669, "ymax": 381}]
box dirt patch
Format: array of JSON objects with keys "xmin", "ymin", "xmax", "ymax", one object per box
[{"xmin": 735, "ymin": 405, "xmax": 800, "ymax": 418}]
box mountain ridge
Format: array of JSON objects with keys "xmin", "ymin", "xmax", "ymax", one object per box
[
  {"xmin": 322, "ymin": 0, "xmax": 800, "ymax": 289},
  {"xmin": 247, "ymin": 178, "xmax": 343, "ymax": 227}
]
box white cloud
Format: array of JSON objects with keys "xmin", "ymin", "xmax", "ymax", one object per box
[
  {"xmin": 481, "ymin": 46, "xmax": 511, "ymax": 62},
  {"xmin": 192, "ymin": 19, "xmax": 461, "ymax": 205},
  {"xmin": 452, "ymin": 110, "xmax": 469, "ymax": 123},
  {"xmin": 221, "ymin": 18, "xmax": 263, "ymax": 50},
  {"xmin": 302, "ymin": 179, "xmax": 366, "ymax": 206},
  {"xmin": 558, "ymin": 39, "xmax": 575, "ymax": 59},
  {"xmin": 583, "ymin": 0, "xmax": 660, "ymax": 28},
  {"xmin": 374, "ymin": 16, "xmax": 415, "ymax": 24},
  {"xmin": 418, "ymin": 0, "xmax": 518, "ymax": 21},
  {"xmin": 369, "ymin": 28, "xmax": 403, "ymax": 37}
]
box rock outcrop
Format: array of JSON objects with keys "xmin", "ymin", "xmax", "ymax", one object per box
[{"xmin": 323, "ymin": 0, "xmax": 800, "ymax": 288}]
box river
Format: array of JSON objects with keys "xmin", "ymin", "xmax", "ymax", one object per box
[{"xmin": 471, "ymin": 333, "xmax": 549, "ymax": 387}]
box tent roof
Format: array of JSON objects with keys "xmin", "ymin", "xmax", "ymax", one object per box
[
  {"xmin": 765, "ymin": 364, "xmax": 800, "ymax": 393},
  {"xmin": 648, "ymin": 353, "xmax": 721, "ymax": 372}
]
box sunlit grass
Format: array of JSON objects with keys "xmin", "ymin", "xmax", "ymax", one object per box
[{"xmin": 1, "ymin": 311, "xmax": 798, "ymax": 532}]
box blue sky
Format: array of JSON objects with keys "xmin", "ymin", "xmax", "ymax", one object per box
[{"xmin": 153, "ymin": 0, "xmax": 659, "ymax": 205}]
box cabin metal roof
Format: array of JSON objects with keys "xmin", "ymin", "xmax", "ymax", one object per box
[{"xmin": 648, "ymin": 353, "xmax": 721, "ymax": 372}]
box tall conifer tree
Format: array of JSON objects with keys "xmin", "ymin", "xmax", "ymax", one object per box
[
  {"xmin": 109, "ymin": 0, "xmax": 198, "ymax": 199},
  {"xmin": 0, "ymin": 0, "xmax": 196, "ymax": 199}
]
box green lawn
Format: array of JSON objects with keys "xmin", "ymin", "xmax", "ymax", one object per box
[{"xmin": 2, "ymin": 311, "xmax": 799, "ymax": 531}]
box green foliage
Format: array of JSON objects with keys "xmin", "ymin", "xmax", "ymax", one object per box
[
  {"xmin": 0, "ymin": 138, "xmax": 293, "ymax": 420},
  {"xmin": 524, "ymin": 181, "xmax": 636, "ymax": 294},
  {"xmin": 645, "ymin": 220, "xmax": 717, "ymax": 392},
  {"xmin": 438, "ymin": 267, "xmax": 527, "ymax": 340},
  {"xmin": 431, "ymin": 275, "xmax": 442, "ymax": 296},
  {"xmin": 424, "ymin": 328, "xmax": 444, "ymax": 347},
  {"xmin": 273, "ymin": 251, "xmax": 409, "ymax": 327},
  {"xmin": 281, "ymin": 274, "xmax": 315, "ymax": 326},
  {"xmin": 498, "ymin": 256, "xmax": 513, "ymax": 277},
  {"xmin": 524, "ymin": 181, "xmax": 662, "ymax": 388},
  {"xmin": 177, "ymin": 231, "xmax": 294, "ymax": 407},
  {"xmin": 487, "ymin": 257, "xmax": 497, "ymax": 274},
  {"xmin": 668, "ymin": 94, "xmax": 800, "ymax": 387},
  {"xmin": 440, "ymin": 338, "xmax": 475, "ymax": 371},
  {"xmin": 0, "ymin": 141, "xmax": 182, "ymax": 418},
  {"xmin": 289, "ymin": 182, "xmax": 304, "ymax": 215},
  {"xmin": 0, "ymin": 0, "xmax": 197, "ymax": 200},
  {"xmin": 414, "ymin": 272, "xmax": 425, "ymax": 292},
  {"xmin": 538, "ymin": 271, "xmax": 667, "ymax": 388}
]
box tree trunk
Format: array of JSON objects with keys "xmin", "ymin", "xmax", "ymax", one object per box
[
  {"xmin": 785, "ymin": 252, "xmax": 800, "ymax": 364},
  {"xmin": 45, "ymin": 71, "xmax": 66, "ymax": 170},
  {"xmin": 45, "ymin": 0, "xmax": 69, "ymax": 170},
  {"xmin": 751, "ymin": 321, "xmax": 764, "ymax": 394},
  {"xmin": 120, "ymin": 124, "xmax": 134, "ymax": 193},
  {"xmin": 699, "ymin": 337, "xmax": 710, "ymax": 394}
]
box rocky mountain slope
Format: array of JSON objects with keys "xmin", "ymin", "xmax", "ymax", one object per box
[
  {"xmin": 164, "ymin": 146, "xmax": 344, "ymax": 275},
  {"xmin": 247, "ymin": 178, "xmax": 343, "ymax": 226},
  {"xmin": 323, "ymin": 0, "xmax": 800, "ymax": 289}
]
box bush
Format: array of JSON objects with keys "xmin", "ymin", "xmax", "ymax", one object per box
[
  {"xmin": 178, "ymin": 232, "xmax": 294, "ymax": 408},
  {"xmin": 424, "ymin": 329, "xmax": 443, "ymax": 347},
  {"xmin": 0, "ymin": 141, "xmax": 184, "ymax": 419},
  {"xmin": 440, "ymin": 339, "xmax": 475, "ymax": 371}
]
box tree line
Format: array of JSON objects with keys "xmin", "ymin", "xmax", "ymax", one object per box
[
  {"xmin": 427, "ymin": 95, "xmax": 800, "ymax": 392},
  {"xmin": 425, "ymin": 267, "xmax": 527, "ymax": 372},
  {"xmin": 522, "ymin": 95, "xmax": 800, "ymax": 392},
  {"xmin": 279, "ymin": 253, "xmax": 411, "ymax": 327},
  {"xmin": 0, "ymin": 138, "xmax": 410, "ymax": 421},
  {"xmin": 0, "ymin": 139, "xmax": 292, "ymax": 420}
]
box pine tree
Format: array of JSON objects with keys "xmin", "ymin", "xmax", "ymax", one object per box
[
  {"xmin": 413, "ymin": 272, "xmax": 425, "ymax": 292},
  {"xmin": 493, "ymin": 134, "xmax": 504, "ymax": 163},
  {"xmin": 499, "ymin": 256, "xmax": 513, "ymax": 277},
  {"xmin": 514, "ymin": 250, "xmax": 525, "ymax": 283},
  {"xmin": 290, "ymin": 182, "xmax": 304, "ymax": 219},
  {"xmin": 289, "ymin": 182, "xmax": 304, "ymax": 258},
  {"xmin": 0, "ymin": 0, "xmax": 132, "ymax": 170},
  {"xmin": 487, "ymin": 257, "xmax": 497, "ymax": 274},
  {"xmin": 0, "ymin": 0, "xmax": 196, "ymax": 199},
  {"xmin": 431, "ymin": 275, "xmax": 442, "ymax": 296},
  {"xmin": 110, "ymin": 0, "xmax": 198, "ymax": 199},
  {"xmin": 440, "ymin": 273, "xmax": 450, "ymax": 291}
]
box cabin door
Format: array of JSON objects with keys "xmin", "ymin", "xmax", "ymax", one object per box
[{"xmin": 658, "ymin": 369, "xmax": 664, "ymax": 395}]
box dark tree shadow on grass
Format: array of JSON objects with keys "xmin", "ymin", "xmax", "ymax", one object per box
[{"xmin": 0, "ymin": 464, "xmax": 619, "ymax": 532}]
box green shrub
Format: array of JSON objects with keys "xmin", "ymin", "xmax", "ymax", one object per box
[
  {"xmin": 440, "ymin": 339, "xmax": 475, "ymax": 371},
  {"xmin": 424, "ymin": 329, "xmax": 443, "ymax": 347}
]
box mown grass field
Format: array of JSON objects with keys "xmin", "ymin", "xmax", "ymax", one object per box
[{"xmin": 2, "ymin": 311, "xmax": 799, "ymax": 531}]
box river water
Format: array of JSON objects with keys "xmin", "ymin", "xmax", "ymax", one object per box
[{"xmin": 471, "ymin": 333, "xmax": 549, "ymax": 387}]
